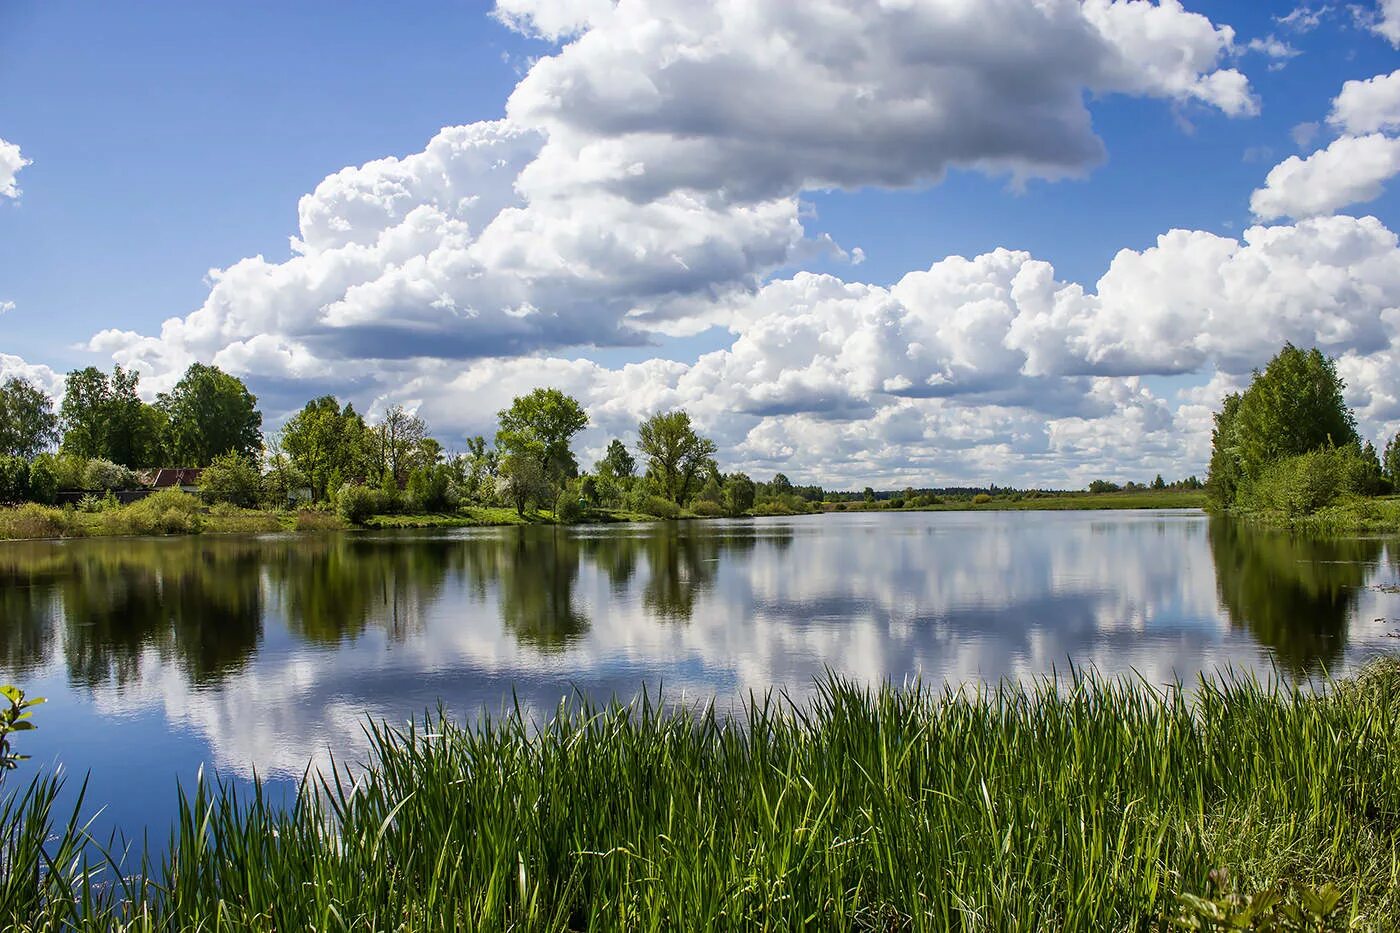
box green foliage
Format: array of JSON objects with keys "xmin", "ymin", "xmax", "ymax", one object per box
[
  {"xmin": 0, "ymin": 456, "xmax": 28, "ymax": 503},
  {"xmin": 0, "ymin": 685, "xmax": 44, "ymax": 774},
  {"xmin": 495, "ymin": 452, "xmax": 551, "ymax": 516},
  {"xmin": 1384, "ymin": 431, "xmax": 1400, "ymax": 484},
  {"xmin": 972, "ymin": 492, "xmax": 993, "ymax": 504},
  {"xmin": 1087, "ymin": 479, "xmax": 1121, "ymax": 494},
  {"xmin": 198, "ymin": 452, "xmax": 263, "ymax": 508},
  {"xmin": 637, "ymin": 410, "xmax": 717, "ymax": 505},
  {"xmin": 1239, "ymin": 445, "xmax": 1380, "ymax": 517},
  {"xmin": 405, "ymin": 463, "xmax": 458, "ymax": 513},
  {"xmin": 371, "ymin": 405, "xmax": 431, "ymax": 489},
  {"xmin": 722, "ymin": 472, "xmax": 755, "ymax": 517},
  {"xmin": 1210, "ymin": 346, "xmax": 1360, "ymax": 509},
  {"xmin": 0, "ymin": 377, "xmax": 58, "ymax": 459},
  {"xmin": 0, "ymin": 503, "xmax": 81, "ymax": 540},
  {"xmin": 555, "ymin": 496, "xmax": 585, "ymax": 524},
  {"xmin": 156, "ymin": 362, "xmax": 263, "ymax": 465},
  {"xmin": 81, "ymin": 458, "xmax": 136, "ymax": 491},
  {"xmin": 23, "ymin": 458, "xmax": 55, "ymax": 505},
  {"xmin": 690, "ymin": 499, "xmax": 724, "ymax": 517},
  {"xmin": 283, "ymin": 396, "xmax": 370, "ymax": 501},
  {"xmin": 1174, "ymin": 870, "xmax": 1347, "ymax": 931},
  {"xmin": 336, "ymin": 484, "xmax": 387, "ymax": 525},
  {"xmin": 59, "ymin": 365, "xmax": 165, "ymax": 467},
  {"xmin": 102, "ymin": 489, "xmax": 204, "ymax": 535},
  {"xmin": 496, "ymin": 388, "xmax": 588, "ymax": 483},
  {"xmin": 596, "ymin": 438, "xmax": 635, "ymax": 478},
  {"xmin": 641, "ymin": 494, "xmax": 680, "ymax": 518}
]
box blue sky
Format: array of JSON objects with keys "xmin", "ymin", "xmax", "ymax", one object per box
[{"xmin": 4, "ymin": 1, "xmax": 1400, "ymax": 486}]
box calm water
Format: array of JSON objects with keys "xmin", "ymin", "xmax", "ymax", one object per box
[{"xmin": 2, "ymin": 509, "xmax": 1399, "ymax": 841}]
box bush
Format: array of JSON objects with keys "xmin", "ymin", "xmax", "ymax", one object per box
[
  {"xmin": 406, "ymin": 465, "xmax": 459, "ymax": 513},
  {"xmin": 101, "ymin": 489, "xmax": 203, "ymax": 535},
  {"xmin": 0, "ymin": 503, "xmax": 82, "ymax": 540},
  {"xmin": 0, "ymin": 456, "xmax": 28, "ymax": 502},
  {"xmin": 556, "ymin": 497, "xmax": 585, "ymax": 524},
  {"xmin": 26, "ymin": 458, "xmax": 57, "ymax": 504},
  {"xmin": 972, "ymin": 493, "xmax": 993, "ymax": 505},
  {"xmin": 833, "ymin": 502, "xmax": 847, "ymax": 511},
  {"xmin": 642, "ymin": 495, "xmax": 680, "ymax": 519},
  {"xmin": 889, "ymin": 498, "xmax": 905, "ymax": 509},
  {"xmin": 1241, "ymin": 445, "xmax": 1378, "ymax": 517},
  {"xmin": 690, "ymin": 499, "xmax": 724, "ymax": 517},
  {"xmin": 336, "ymin": 484, "xmax": 388, "ymax": 525},
  {"xmin": 84, "ymin": 459, "xmax": 137, "ymax": 491},
  {"xmin": 1087, "ymin": 480, "xmax": 1120, "ymax": 494},
  {"xmin": 199, "ymin": 452, "xmax": 262, "ymax": 508}
]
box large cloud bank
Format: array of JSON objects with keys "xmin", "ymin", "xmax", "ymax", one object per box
[{"xmin": 27, "ymin": 1, "xmax": 1400, "ymax": 485}]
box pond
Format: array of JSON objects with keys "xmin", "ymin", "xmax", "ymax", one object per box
[{"xmin": 1, "ymin": 509, "xmax": 1397, "ymax": 843}]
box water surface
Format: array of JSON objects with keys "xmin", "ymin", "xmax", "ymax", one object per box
[{"xmin": 2, "ymin": 510, "xmax": 1397, "ymax": 840}]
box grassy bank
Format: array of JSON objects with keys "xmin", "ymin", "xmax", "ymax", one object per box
[
  {"xmin": 0, "ymin": 491, "xmax": 347, "ymax": 540},
  {"xmin": 1228, "ymin": 495, "xmax": 1400, "ymax": 534},
  {"xmin": 6, "ymin": 663, "xmax": 1399, "ymax": 930}
]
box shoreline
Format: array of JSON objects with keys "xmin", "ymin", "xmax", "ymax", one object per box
[{"xmin": 0, "ymin": 491, "xmax": 1209, "ymax": 542}]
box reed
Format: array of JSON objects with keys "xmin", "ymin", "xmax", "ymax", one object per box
[{"xmin": 4, "ymin": 662, "xmax": 1398, "ymax": 930}]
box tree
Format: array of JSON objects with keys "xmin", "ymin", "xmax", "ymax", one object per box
[
  {"xmin": 199, "ymin": 452, "xmax": 262, "ymax": 507},
  {"xmin": 496, "ymin": 388, "xmax": 589, "ymax": 483},
  {"xmin": 1384, "ymin": 432, "xmax": 1400, "ymax": 484},
  {"xmin": 722, "ymin": 473, "xmax": 755, "ymax": 517},
  {"xmin": 496, "ymin": 451, "xmax": 550, "ymax": 516},
  {"xmin": 0, "ymin": 377, "xmax": 58, "ymax": 458},
  {"xmin": 637, "ymin": 410, "xmax": 717, "ymax": 505},
  {"xmin": 1206, "ymin": 392, "xmax": 1244, "ymax": 508},
  {"xmin": 1232, "ymin": 345, "xmax": 1358, "ymax": 480},
  {"xmin": 373, "ymin": 405, "xmax": 428, "ymax": 489},
  {"xmin": 157, "ymin": 363, "xmax": 263, "ymax": 465},
  {"xmin": 1151, "ymin": 474, "xmax": 1166, "ymax": 490},
  {"xmin": 60, "ymin": 366, "xmax": 166, "ymax": 467},
  {"xmin": 283, "ymin": 396, "xmax": 370, "ymax": 501},
  {"xmin": 597, "ymin": 439, "xmax": 636, "ymax": 479}
]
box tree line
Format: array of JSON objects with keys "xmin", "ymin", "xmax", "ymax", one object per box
[{"xmin": 0, "ymin": 365, "xmax": 808, "ymax": 519}]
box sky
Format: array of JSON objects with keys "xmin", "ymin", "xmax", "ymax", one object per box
[{"xmin": 3, "ymin": 0, "xmax": 1400, "ymax": 489}]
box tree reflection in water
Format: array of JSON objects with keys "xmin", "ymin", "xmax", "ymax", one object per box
[{"xmin": 1207, "ymin": 518, "xmax": 1380, "ymax": 675}]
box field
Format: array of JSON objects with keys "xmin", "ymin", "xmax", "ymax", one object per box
[{"xmin": 4, "ymin": 662, "xmax": 1397, "ymax": 930}]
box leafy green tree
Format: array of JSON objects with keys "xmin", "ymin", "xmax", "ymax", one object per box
[
  {"xmin": 0, "ymin": 377, "xmax": 58, "ymax": 458},
  {"xmin": 261, "ymin": 432, "xmax": 307, "ymax": 508},
  {"xmin": 1151, "ymin": 474, "xmax": 1165, "ymax": 490},
  {"xmin": 1384, "ymin": 432, "xmax": 1400, "ymax": 484},
  {"xmin": 283, "ymin": 396, "xmax": 370, "ymax": 501},
  {"xmin": 199, "ymin": 452, "xmax": 262, "ymax": 508},
  {"xmin": 722, "ymin": 472, "xmax": 756, "ymax": 517},
  {"xmin": 459, "ymin": 435, "xmax": 498, "ymax": 503},
  {"xmin": 496, "ymin": 388, "xmax": 589, "ymax": 483},
  {"xmin": 1233, "ymin": 345, "xmax": 1358, "ymax": 480},
  {"xmin": 157, "ymin": 363, "xmax": 262, "ymax": 465},
  {"xmin": 496, "ymin": 451, "xmax": 550, "ymax": 516},
  {"xmin": 637, "ymin": 410, "xmax": 717, "ymax": 505},
  {"xmin": 59, "ymin": 366, "xmax": 165, "ymax": 467},
  {"xmin": 597, "ymin": 439, "xmax": 636, "ymax": 478},
  {"xmin": 0, "ymin": 456, "xmax": 28, "ymax": 502},
  {"xmin": 1206, "ymin": 392, "xmax": 1244, "ymax": 508},
  {"xmin": 863, "ymin": 487, "xmax": 876, "ymax": 503}
]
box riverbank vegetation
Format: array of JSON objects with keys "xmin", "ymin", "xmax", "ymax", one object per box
[
  {"xmin": 2, "ymin": 662, "xmax": 1396, "ymax": 929},
  {"xmin": 1205, "ymin": 344, "xmax": 1400, "ymax": 530}
]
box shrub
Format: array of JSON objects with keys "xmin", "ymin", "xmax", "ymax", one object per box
[
  {"xmin": 690, "ymin": 499, "xmax": 724, "ymax": 518},
  {"xmin": 0, "ymin": 456, "xmax": 28, "ymax": 502},
  {"xmin": 889, "ymin": 497, "xmax": 905, "ymax": 509},
  {"xmin": 972, "ymin": 493, "xmax": 993, "ymax": 505},
  {"xmin": 406, "ymin": 465, "xmax": 459, "ymax": 513},
  {"xmin": 25, "ymin": 458, "xmax": 57, "ymax": 504},
  {"xmin": 40, "ymin": 453, "xmax": 87, "ymax": 492},
  {"xmin": 642, "ymin": 495, "xmax": 680, "ymax": 519},
  {"xmin": 1241, "ymin": 445, "xmax": 1377, "ymax": 517},
  {"xmin": 1087, "ymin": 479, "xmax": 1120, "ymax": 494},
  {"xmin": 84, "ymin": 459, "xmax": 137, "ymax": 491},
  {"xmin": 0, "ymin": 503, "xmax": 82, "ymax": 540},
  {"xmin": 336, "ymin": 484, "xmax": 387, "ymax": 525},
  {"xmin": 833, "ymin": 502, "xmax": 847, "ymax": 511},
  {"xmin": 556, "ymin": 497, "xmax": 585, "ymax": 524},
  {"xmin": 199, "ymin": 452, "xmax": 262, "ymax": 508},
  {"xmin": 102, "ymin": 489, "xmax": 204, "ymax": 536}
]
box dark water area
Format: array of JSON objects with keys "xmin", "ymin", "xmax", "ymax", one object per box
[{"xmin": 1, "ymin": 510, "xmax": 1397, "ymax": 844}]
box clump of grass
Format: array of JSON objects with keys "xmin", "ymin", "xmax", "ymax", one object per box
[
  {"xmin": 4, "ymin": 663, "xmax": 1400, "ymax": 930},
  {"xmin": 95, "ymin": 489, "xmax": 204, "ymax": 536},
  {"xmin": 0, "ymin": 503, "xmax": 83, "ymax": 540},
  {"xmin": 293, "ymin": 510, "xmax": 345, "ymax": 532}
]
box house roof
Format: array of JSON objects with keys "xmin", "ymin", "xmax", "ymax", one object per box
[{"xmin": 136, "ymin": 468, "xmax": 204, "ymax": 488}]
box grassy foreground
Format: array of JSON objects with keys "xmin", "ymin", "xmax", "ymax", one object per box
[{"xmin": 5, "ymin": 663, "xmax": 1400, "ymax": 930}]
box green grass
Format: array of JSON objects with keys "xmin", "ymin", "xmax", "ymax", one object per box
[
  {"xmin": 0, "ymin": 493, "xmax": 345, "ymax": 540},
  {"xmin": 5, "ymin": 662, "xmax": 1399, "ymax": 930}
]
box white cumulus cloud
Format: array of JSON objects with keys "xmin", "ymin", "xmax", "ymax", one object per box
[
  {"xmin": 0, "ymin": 138, "xmax": 30, "ymax": 200},
  {"xmin": 1250, "ymin": 133, "xmax": 1400, "ymax": 220},
  {"xmin": 1329, "ymin": 68, "xmax": 1400, "ymax": 134}
]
